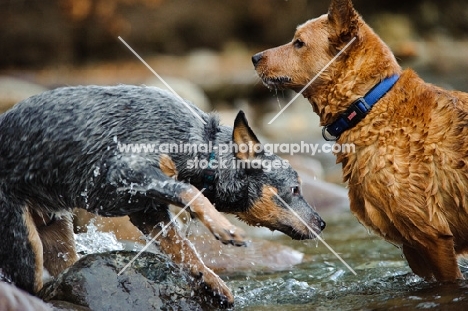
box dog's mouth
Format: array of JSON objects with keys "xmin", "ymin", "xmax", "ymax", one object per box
[
  {"xmin": 261, "ymin": 76, "xmax": 292, "ymax": 89},
  {"xmin": 236, "ymin": 213, "xmax": 324, "ymax": 240},
  {"xmin": 281, "ymin": 225, "xmax": 323, "ymax": 241},
  {"xmin": 283, "ymin": 213, "xmax": 326, "ymax": 240},
  {"xmin": 265, "ymin": 218, "xmax": 324, "ymax": 241}
]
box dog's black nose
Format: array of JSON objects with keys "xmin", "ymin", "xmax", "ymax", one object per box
[
  {"xmin": 320, "ymin": 220, "xmax": 326, "ymax": 231},
  {"xmin": 252, "ymin": 53, "xmax": 263, "ymax": 67}
]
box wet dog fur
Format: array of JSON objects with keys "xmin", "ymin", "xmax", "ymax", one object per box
[
  {"xmin": 0, "ymin": 85, "xmax": 325, "ymax": 307},
  {"xmin": 253, "ymin": 0, "xmax": 468, "ymax": 282}
]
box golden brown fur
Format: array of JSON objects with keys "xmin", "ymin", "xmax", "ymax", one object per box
[{"xmin": 253, "ymin": 0, "xmax": 468, "ymax": 281}]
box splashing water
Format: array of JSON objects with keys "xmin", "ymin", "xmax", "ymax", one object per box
[
  {"xmin": 93, "ymin": 166, "xmax": 100, "ymax": 177},
  {"xmin": 74, "ymin": 221, "xmax": 124, "ymax": 256}
]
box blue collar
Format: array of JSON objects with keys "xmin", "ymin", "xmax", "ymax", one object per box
[{"xmin": 322, "ymin": 74, "xmax": 400, "ymax": 141}]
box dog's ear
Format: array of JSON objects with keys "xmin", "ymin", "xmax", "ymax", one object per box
[
  {"xmin": 232, "ymin": 111, "xmax": 262, "ymax": 160},
  {"xmin": 328, "ymin": 0, "xmax": 359, "ymax": 49}
]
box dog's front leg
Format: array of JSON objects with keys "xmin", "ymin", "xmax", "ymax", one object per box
[
  {"xmin": 179, "ymin": 185, "xmax": 246, "ymax": 246},
  {"xmin": 405, "ymin": 237, "xmax": 463, "ymax": 282},
  {"xmin": 106, "ymin": 155, "xmax": 246, "ymax": 245},
  {"xmin": 402, "ymin": 244, "xmax": 435, "ymax": 280},
  {"xmin": 128, "ymin": 209, "xmax": 234, "ymax": 308}
]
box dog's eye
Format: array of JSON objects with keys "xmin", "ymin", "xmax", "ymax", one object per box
[
  {"xmin": 291, "ymin": 186, "xmax": 301, "ymax": 196},
  {"xmin": 293, "ymin": 39, "xmax": 305, "ymax": 49}
]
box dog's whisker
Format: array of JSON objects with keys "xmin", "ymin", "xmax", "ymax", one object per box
[{"xmin": 274, "ymin": 90, "xmax": 283, "ymax": 109}]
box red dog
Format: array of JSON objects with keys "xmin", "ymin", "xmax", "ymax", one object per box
[{"xmin": 253, "ymin": 0, "xmax": 468, "ymax": 282}]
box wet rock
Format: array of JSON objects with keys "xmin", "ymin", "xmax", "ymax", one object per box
[
  {"xmin": 39, "ymin": 251, "xmax": 218, "ymax": 310},
  {"xmin": 196, "ymin": 237, "xmax": 304, "ymax": 273},
  {"xmin": 0, "ymin": 282, "xmax": 52, "ymax": 311},
  {"xmin": 185, "ymin": 225, "xmax": 304, "ymax": 273}
]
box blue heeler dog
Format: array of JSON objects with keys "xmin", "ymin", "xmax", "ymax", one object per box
[{"xmin": 0, "ymin": 85, "xmax": 325, "ymax": 307}]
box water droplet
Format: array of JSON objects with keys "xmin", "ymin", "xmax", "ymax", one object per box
[{"xmin": 74, "ymin": 222, "xmax": 124, "ymax": 255}]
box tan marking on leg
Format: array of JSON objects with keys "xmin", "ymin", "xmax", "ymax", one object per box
[
  {"xmin": 36, "ymin": 211, "xmax": 78, "ymax": 276},
  {"xmin": 24, "ymin": 208, "xmax": 44, "ymax": 293},
  {"xmin": 129, "ymin": 211, "xmax": 234, "ymax": 306},
  {"xmin": 179, "ymin": 185, "xmax": 246, "ymax": 246},
  {"xmin": 159, "ymin": 154, "xmax": 178, "ymax": 178},
  {"xmin": 159, "ymin": 225, "xmax": 235, "ymax": 303}
]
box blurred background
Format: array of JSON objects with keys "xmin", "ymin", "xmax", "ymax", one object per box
[{"xmin": 1, "ymin": 0, "xmax": 468, "ymax": 188}]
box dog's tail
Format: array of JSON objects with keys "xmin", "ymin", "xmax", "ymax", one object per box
[{"xmin": 0, "ymin": 196, "xmax": 43, "ymax": 294}]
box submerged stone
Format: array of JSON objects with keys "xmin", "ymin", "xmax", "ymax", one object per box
[{"xmin": 39, "ymin": 251, "xmax": 220, "ymax": 310}]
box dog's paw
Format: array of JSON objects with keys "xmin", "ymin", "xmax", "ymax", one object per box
[
  {"xmin": 195, "ymin": 268, "xmax": 234, "ymax": 308},
  {"xmin": 183, "ymin": 187, "xmax": 247, "ymax": 247},
  {"xmin": 212, "ymin": 224, "xmax": 247, "ymax": 247}
]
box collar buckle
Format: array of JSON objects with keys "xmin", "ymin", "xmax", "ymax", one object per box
[
  {"xmin": 322, "ymin": 97, "xmax": 369, "ymax": 141},
  {"xmin": 322, "ymin": 127, "xmax": 339, "ymax": 141},
  {"xmin": 346, "ymin": 97, "xmax": 370, "ymax": 127}
]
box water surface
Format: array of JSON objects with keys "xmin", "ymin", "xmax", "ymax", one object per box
[{"xmin": 227, "ymin": 211, "xmax": 468, "ymax": 310}]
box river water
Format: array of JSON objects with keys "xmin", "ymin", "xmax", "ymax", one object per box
[
  {"xmin": 226, "ymin": 211, "xmax": 468, "ymax": 310},
  {"xmin": 74, "ymin": 209, "xmax": 468, "ymax": 310}
]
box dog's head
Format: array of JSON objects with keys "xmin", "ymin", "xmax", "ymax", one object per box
[
  {"xmin": 217, "ymin": 111, "xmax": 325, "ymax": 240},
  {"xmin": 252, "ymin": 0, "xmax": 400, "ymax": 123}
]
